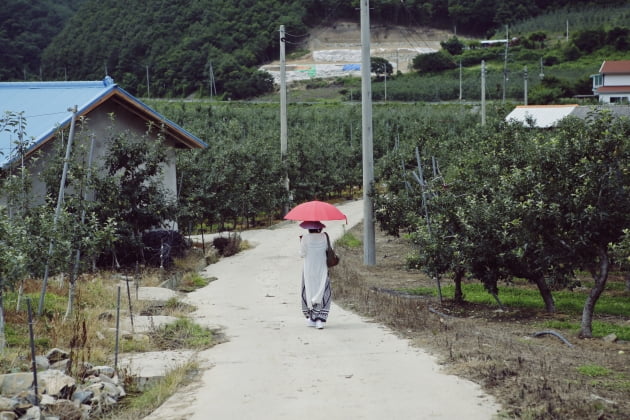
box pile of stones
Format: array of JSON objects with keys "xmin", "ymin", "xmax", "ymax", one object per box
[{"xmin": 0, "ymin": 348, "xmax": 126, "ymax": 419}]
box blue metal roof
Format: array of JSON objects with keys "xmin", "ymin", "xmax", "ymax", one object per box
[{"xmin": 0, "ymin": 77, "xmax": 206, "ymax": 166}]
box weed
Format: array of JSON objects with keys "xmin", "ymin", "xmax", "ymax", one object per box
[
  {"xmin": 103, "ymin": 360, "xmax": 199, "ymax": 420},
  {"xmin": 149, "ymin": 318, "xmax": 213, "ymax": 350},
  {"xmin": 577, "ymin": 364, "xmax": 612, "ymax": 377},
  {"xmin": 178, "ymin": 273, "xmax": 210, "ymax": 293},
  {"xmin": 212, "ymin": 233, "xmax": 243, "ymax": 257},
  {"xmin": 337, "ymin": 232, "xmax": 361, "ymax": 248}
]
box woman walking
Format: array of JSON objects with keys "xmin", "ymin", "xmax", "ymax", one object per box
[{"xmin": 299, "ymin": 220, "xmax": 332, "ymax": 329}]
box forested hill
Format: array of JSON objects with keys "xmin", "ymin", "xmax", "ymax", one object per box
[
  {"xmin": 0, "ymin": 0, "xmax": 85, "ymax": 80},
  {"xmin": 3, "ymin": 0, "xmax": 628, "ymax": 99}
]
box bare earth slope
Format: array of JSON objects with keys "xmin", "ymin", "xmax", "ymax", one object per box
[{"xmin": 262, "ymin": 21, "xmax": 452, "ymax": 83}]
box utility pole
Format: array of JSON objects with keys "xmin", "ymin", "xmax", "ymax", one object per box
[
  {"xmin": 502, "ymin": 25, "xmax": 509, "ymax": 103},
  {"xmin": 523, "ymin": 66, "xmax": 528, "ymax": 105},
  {"xmin": 384, "ymin": 70, "xmax": 387, "ymax": 102},
  {"xmin": 459, "ymin": 61, "xmax": 462, "ymax": 101},
  {"xmin": 279, "ymin": 25, "xmax": 290, "ymax": 214},
  {"xmin": 481, "ymin": 60, "xmax": 486, "ymax": 126},
  {"xmin": 361, "ymin": 0, "xmax": 375, "ymax": 265},
  {"xmin": 208, "ymin": 61, "xmax": 217, "ymax": 99},
  {"xmin": 146, "ymin": 65, "xmax": 150, "ymax": 98}
]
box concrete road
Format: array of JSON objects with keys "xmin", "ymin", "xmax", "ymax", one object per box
[{"xmin": 143, "ymin": 199, "xmax": 500, "ymax": 419}]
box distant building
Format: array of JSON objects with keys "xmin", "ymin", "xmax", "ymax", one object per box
[
  {"xmin": 0, "ymin": 78, "xmax": 206, "ymax": 227},
  {"xmin": 479, "ymin": 38, "xmax": 519, "ymax": 48},
  {"xmin": 591, "ymin": 60, "xmax": 630, "ymax": 104},
  {"xmin": 505, "ymin": 104, "xmax": 630, "ymax": 128}
]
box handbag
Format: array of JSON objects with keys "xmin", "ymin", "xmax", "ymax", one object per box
[{"xmin": 324, "ymin": 232, "xmax": 340, "ymax": 267}]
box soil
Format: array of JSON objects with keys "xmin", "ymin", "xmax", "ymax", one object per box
[
  {"xmin": 333, "ymin": 222, "xmax": 630, "ymax": 420},
  {"xmin": 261, "ymin": 21, "xmax": 454, "ymax": 84}
]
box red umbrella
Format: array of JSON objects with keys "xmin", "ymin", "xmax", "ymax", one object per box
[{"xmin": 284, "ymin": 200, "xmax": 347, "ymax": 222}]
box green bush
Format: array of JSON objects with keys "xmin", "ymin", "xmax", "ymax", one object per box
[
  {"xmin": 412, "ymin": 51, "xmax": 457, "ymax": 73},
  {"xmin": 441, "ymin": 36, "xmax": 465, "ymax": 56}
]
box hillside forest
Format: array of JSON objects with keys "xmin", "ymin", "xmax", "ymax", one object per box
[{"xmin": 2, "ymin": 0, "xmax": 629, "ymax": 100}]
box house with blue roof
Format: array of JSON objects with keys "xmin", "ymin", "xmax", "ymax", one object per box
[{"xmin": 0, "ymin": 77, "xmax": 206, "ymax": 226}]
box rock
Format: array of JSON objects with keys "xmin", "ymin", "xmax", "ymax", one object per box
[
  {"xmin": 95, "ymin": 331, "xmax": 106, "ymax": 340},
  {"xmin": 91, "ymin": 366, "xmax": 115, "ymax": 378},
  {"xmin": 48, "ymin": 360, "xmax": 69, "ymax": 372},
  {"xmin": 0, "ymin": 412, "xmax": 17, "ymax": 420},
  {"xmin": 13, "ymin": 391, "xmax": 35, "ymax": 409},
  {"xmin": 0, "ymin": 373, "xmax": 32, "ymax": 396},
  {"xmin": 97, "ymin": 311, "xmax": 114, "ymax": 322},
  {"xmin": 38, "ymin": 394, "xmax": 55, "ymax": 406},
  {"xmin": 46, "ymin": 400, "xmax": 83, "ymax": 420},
  {"xmin": 19, "ymin": 405, "xmax": 40, "ymax": 420},
  {"xmin": 603, "ymin": 333, "xmax": 618, "ymax": 343},
  {"xmin": 70, "ymin": 390, "xmax": 93, "ymax": 405},
  {"xmin": 93, "ymin": 374, "xmax": 117, "ymax": 386},
  {"xmin": 0, "ymin": 397, "xmax": 15, "ymax": 411},
  {"xmin": 86, "ymin": 381, "xmax": 123, "ymax": 400},
  {"xmin": 45, "ymin": 349, "xmax": 68, "ymax": 365},
  {"xmin": 122, "ymin": 332, "xmax": 150, "ymax": 342},
  {"xmin": 38, "ymin": 370, "xmax": 76, "ymax": 398},
  {"xmin": 35, "ymin": 356, "xmax": 49, "ymax": 372}
]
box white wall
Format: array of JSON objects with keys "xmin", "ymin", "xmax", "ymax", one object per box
[
  {"xmin": 604, "ymin": 74, "xmax": 630, "ymax": 86},
  {"xmin": 3, "ymin": 100, "xmax": 181, "ymax": 230}
]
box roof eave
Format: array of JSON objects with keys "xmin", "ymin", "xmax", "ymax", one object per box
[{"xmin": 18, "ymin": 86, "xmax": 207, "ymax": 163}]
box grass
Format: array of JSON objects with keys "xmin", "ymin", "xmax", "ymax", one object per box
[
  {"xmin": 405, "ymin": 281, "xmax": 630, "ymax": 315},
  {"xmin": 542, "ymin": 319, "xmax": 630, "ymax": 341},
  {"xmin": 336, "ymin": 232, "xmax": 362, "ymax": 248},
  {"xmin": 177, "ymin": 272, "xmax": 210, "ymax": 292},
  {"xmin": 0, "ymin": 245, "xmax": 223, "ymax": 417},
  {"xmin": 149, "ymin": 318, "xmax": 214, "ymax": 350},
  {"xmin": 404, "ymin": 280, "xmax": 630, "ymax": 339},
  {"xmin": 104, "ymin": 360, "xmax": 199, "ymax": 420},
  {"xmin": 577, "ymin": 364, "xmax": 613, "ymax": 377}
]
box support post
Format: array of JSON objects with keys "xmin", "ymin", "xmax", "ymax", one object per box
[
  {"xmin": 523, "ymin": 66, "xmax": 528, "ymax": 105},
  {"xmin": 280, "ymin": 25, "xmax": 290, "ymax": 214},
  {"xmin": 361, "ymin": 0, "xmax": 375, "ymax": 265},
  {"xmin": 481, "ymin": 61, "xmax": 486, "ymax": 126},
  {"xmin": 39, "ymin": 105, "xmax": 78, "ymax": 316}
]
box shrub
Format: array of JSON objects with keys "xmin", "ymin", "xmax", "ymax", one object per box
[
  {"xmin": 212, "ymin": 233, "xmax": 242, "ymax": 257},
  {"xmin": 412, "ymin": 51, "xmax": 457, "ymax": 73},
  {"xmin": 441, "ymin": 36, "xmax": 465, "ymax": 56},
  {"xmin": 572, "ymin": 29, "xmax": 607, "ymax": 53}
]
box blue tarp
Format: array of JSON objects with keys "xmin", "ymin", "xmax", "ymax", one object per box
[{"xmin": 342, "ymin": 64, "xmax": 361, "ymax": 71}]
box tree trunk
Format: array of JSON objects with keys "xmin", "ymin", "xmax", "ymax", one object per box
[
  {"xmin": 65, "ymin": 279, "xmax": 76, "ymax": 321},
  {"xmin": 0, "ymin": 291, "xmax": 5, "ymax": 354},
  {"xmin": 453, "ymin": 268, "xmax": 465, "ymax": 304},
  {"xmin": 579, "ymin": 247, "xmax": 610, "ymax": 338},
  {"xmin": 65, "ymin": 249, "xmax": 81, "ymax": 321},
  {"xmin": 531, "ymin": 274, "xmax": 555, "ymax": 313},
  {"xmin": 625, "ymin": 272, "xmax": 630, "ymax": 292}
]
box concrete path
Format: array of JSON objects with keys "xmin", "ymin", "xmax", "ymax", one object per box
[{"xmin": 143, "ymin": 199, "xmax": 500, "ymax": 419}]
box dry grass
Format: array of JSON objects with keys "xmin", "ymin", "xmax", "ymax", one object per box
[{"xmin": 332, "ymin": 223, "xmax": 630, "ymax": 420}]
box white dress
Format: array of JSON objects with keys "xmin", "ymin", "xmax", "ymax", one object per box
[{"xmin": 299, "ymin": 232, "xmax": 332, "ymax": 321}]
